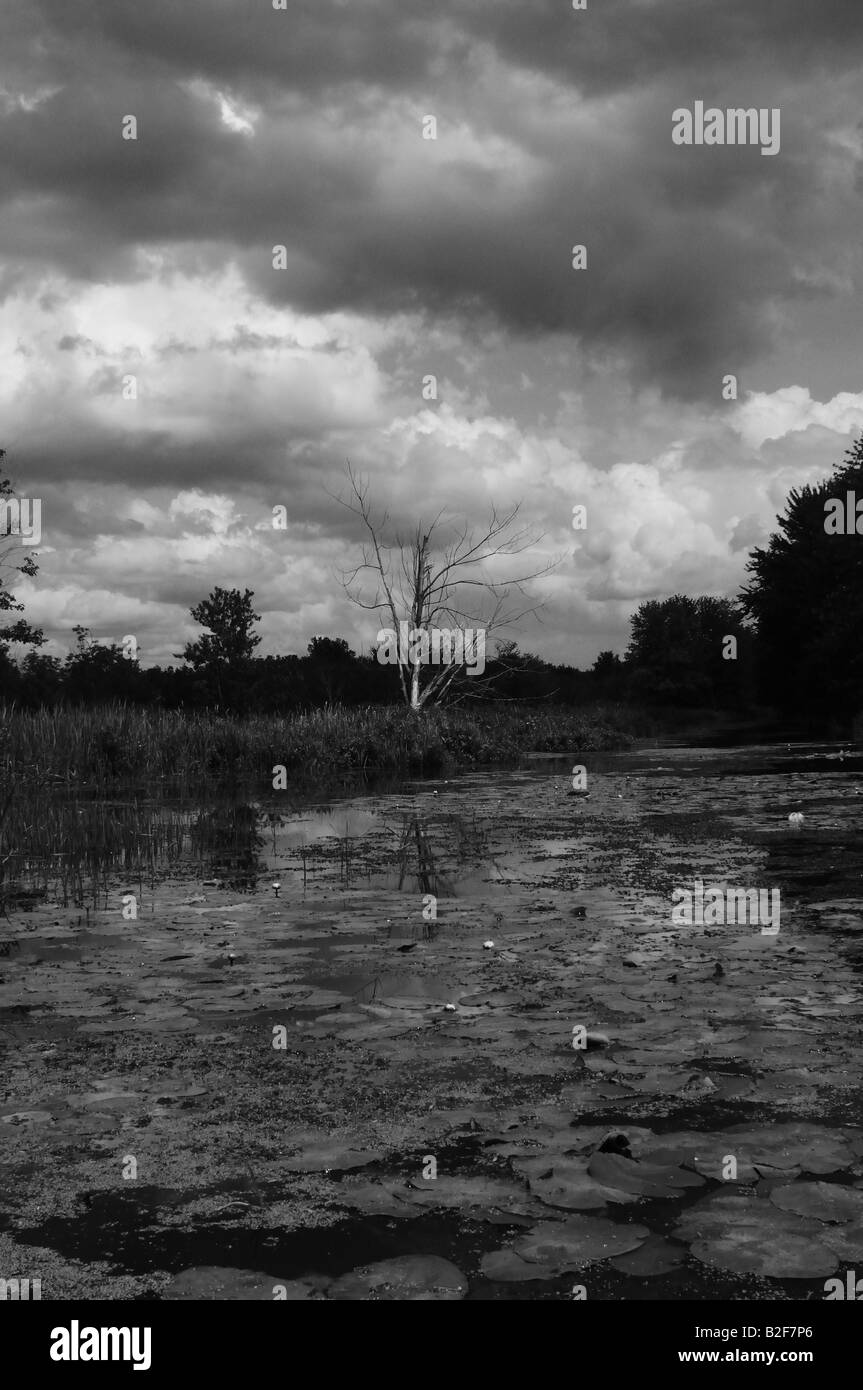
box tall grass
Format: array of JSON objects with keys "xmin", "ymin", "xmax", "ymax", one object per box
[
  {"xmin": 0, "ymin": 703, "xmax": 645, "ymax": 907},
  {"xmin": 0, "ymin": 700, "xmax": 640, "ymax": 788}
]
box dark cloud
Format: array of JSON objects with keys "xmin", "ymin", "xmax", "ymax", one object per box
[
  {"xmin": 57, "ymin": 334, "xmax": 101, "ymax": 352},
  {"xmin": 12, "ymin": 430, "xmax": 283, "ymax": 491},
  {"xmin": 18, "ymin": 0, "xmax": 863, "ymax": 96},
  {"xmin": 1, "ymin": 4, "xmax": 856, "ymax": 397},
  {"xmin": 455, "ymin": 0, "xmax": 863, "ymax": 93},
  {"xmin": 2, "ymin": 1, "xmax": 860, "ymax": 399}
]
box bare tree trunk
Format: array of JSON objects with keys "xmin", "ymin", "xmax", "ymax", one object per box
[{"xmin": 410, "ymin": 659, "xmax": 421, "ymax": 711}]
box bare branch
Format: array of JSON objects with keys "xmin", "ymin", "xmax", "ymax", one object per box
[{"xmin": 334, "ymin": 461, "xmax": 561, "ymax": 709}]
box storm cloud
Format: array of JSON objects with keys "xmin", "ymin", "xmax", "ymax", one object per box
[{"xmin": 2, "ymin": 1, "xmax": 862, "ymax": 663}]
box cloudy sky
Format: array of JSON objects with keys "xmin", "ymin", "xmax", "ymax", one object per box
[{"xmin": 3, "ymin": 0, "xmax": 863, "ymax": 668}]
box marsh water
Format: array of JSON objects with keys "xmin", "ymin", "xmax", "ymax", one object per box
[{"xmin": 2, "ymin": 740, "xmax": 863, "ymax": 1299}]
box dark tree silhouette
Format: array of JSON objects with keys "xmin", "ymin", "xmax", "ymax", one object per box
[
  {"xmin": 179, "ymin": 587, "xmax": 262, "ymax": 711},
  {"xmin": 626, "ymin": 594, "xmax": 751, "ymax": 708},
  {"xmin": 305, "ymin": 636, "xmax": 356, "ymax": 704},
  {"xmin": 63, "ymin": 627, "xmax": 143, "ymax": 705},
  {"xmin": 740, "ymin": 435, "xmax": 863, "ymax": 724}
]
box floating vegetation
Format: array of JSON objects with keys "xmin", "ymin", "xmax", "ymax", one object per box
[{"xmin": 3, "ymin": 743, "xmax": 863, "ymax": 1299}]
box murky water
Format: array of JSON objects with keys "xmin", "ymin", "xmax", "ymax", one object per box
[{"xmin": 2, "ymin": 740, "xmax": 863, "ymax": 1299}]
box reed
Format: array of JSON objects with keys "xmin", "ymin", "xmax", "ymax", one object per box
[
  {"xmin": 0, "ymin": 702, "xmax": 642, "ymax": 906},
  {"xmin": 0, "ymin": 700, "xmax": 639, "ymax": 788}
]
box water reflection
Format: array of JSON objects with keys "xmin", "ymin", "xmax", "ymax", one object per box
[
  {"xmin": 2, "ymin": 743, "xmax": 861, "ymax": 923},
  {"xmin": 190, "ymin": 803, "xmax": 265, "ymax": 892},
  {"xmin": 396, "ymin": 815, "xmax": 452, "ymax": 902}
]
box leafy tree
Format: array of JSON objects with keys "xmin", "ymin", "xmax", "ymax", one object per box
[
  {"xmin": 740, "ymin": 435, "xmax": 863, "ymax": 722},
  {"xmin": 626, "ymin": 594, "xmax": 751, "ymax": 708},
  {"xmin": 305, "ymin": 636, "xmax": 356, "ymax": 705},
  {"xmin": 593, "ymin": 651, "xmax": 622, "ymax": 676},
  {"xmin": 591, "ymin": 650, "xmax": 627, "ymax": 700},
  {"xmin": 18, "ymin": 651, "xmax": 63, "ymax": 707},
  {"xmin": 63, "ymin": 627, "xmax": 143, "ymax": 705},
  {"xmin": 179, "ymin": 587, "xmax": 261, "ymax": 710},
  {"xmin": 307, "ymin": 636, "xmax": 353, "ymax": 663},
  {"xmin": 181, "ymin": 588, "xmax": 262, "ymax": 668}
]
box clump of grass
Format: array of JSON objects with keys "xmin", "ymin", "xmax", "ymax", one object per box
[{"xmin": 0, "ymin": 700, "xmax": 638, "ymax": 787}]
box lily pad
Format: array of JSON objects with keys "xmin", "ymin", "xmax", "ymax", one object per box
[
  {"xmin": 587, "ymin": 1151, "xmax": 704, "ymax": 1197},
  {"xmin": 723, "ymin": 1123, "xmax": 856, "ymax": 1176},
  {"xmin": 331, "ymin": 1179, "xmax": 422, "ymax": 1219},
  {"xmin": 674, "ymin": 1193, "xmax": 838, "ymax": 1278},
  {"xmin": 609, "ymin": 1235, "xmax": 686, "ymax": 1277},
  {"xmin": 328, "ymin": 1255, "xmax": 467, "ymax": 1301},
  {"xmin": 771, "ymin": 1182, "xmax": 863, "ymax": 1224},
  {"xmin": 687, "ymin": 1125, "xmax": 856, "ymax": 1182},
  {"xmin": 528, "ymin": 1158, "xmax": 632, "ymax": 1210},
  {"xmin": 398, "ymin": 1175, "xmax": 538, "ymax": 1217},
  {"xmin": 822, "ymin": 1223, "xmax": 863, "ymax": 1261},
  {"xmin": 164, "ymin": 1267, "xmax": 327, "ymax": 1300},
  {"xmin": 284, "ymin": 1142, "xmax": 385, "ymax": 1172},
  {"xmin": 480, "ymin": 1249, "xmax": 559, "ymax": 1282},
  {"xmin": 512, "ymin": 1215, "xmax": 649, "ymax": 1269}
]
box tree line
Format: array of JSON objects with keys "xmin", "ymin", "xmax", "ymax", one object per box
[{"xmin": 2, "ymin": 437, "xmax": 862, "ymax": 729}]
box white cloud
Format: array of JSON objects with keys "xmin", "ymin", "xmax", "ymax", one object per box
[
  {"xmin": 168, "ymin": 490, "xmax": 240, "ymax": 536},
  {"xmin": 183, "ymin": 78, "xmax": 258, "ymax": 136},
  {"xmin": 0, "ymin": 265, "xmax": 389, "ymax": 449},
  {"xmin": 4, "ymin": 270, "xmax": 854, "ymax": 669},
  {"xmin": 733, "ymin": 385, "xmax": 863, "ymax": 449}
]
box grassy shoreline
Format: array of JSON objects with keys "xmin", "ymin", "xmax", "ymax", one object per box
[{"xmin": 0, "ymin": 701, "xmax": 643, "ymax": 786}]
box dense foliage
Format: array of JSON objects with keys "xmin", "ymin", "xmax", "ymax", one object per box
[{"xmin": 740, "ymin": 435, "xmax": 863, "ymax": 722}]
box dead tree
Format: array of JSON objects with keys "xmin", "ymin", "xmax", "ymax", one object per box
[{"xmin": 338, "ymin": 463, "xmax": 557, "ymax": 710}]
